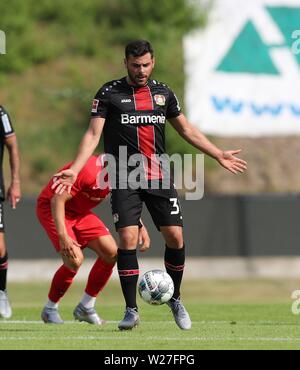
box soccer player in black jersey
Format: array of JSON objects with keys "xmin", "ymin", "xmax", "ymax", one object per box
[
  {"xmin": 53, "ymin": 40, "xmax": 247, "ymax": 330},
  {"xmin": 0, "ymin": 106, "xmax": 21, "ymax": 319}
]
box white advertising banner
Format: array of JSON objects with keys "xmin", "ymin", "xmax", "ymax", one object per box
[
  {"xmin": 0, "ymin": 30, "xmax": 5, "ymax": 54},
  {"xmin": 184, "ymin": 0, "xmax": 300, "ymax": 136}
]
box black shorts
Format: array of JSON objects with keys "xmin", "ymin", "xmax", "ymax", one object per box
[
  {"xmin": 0, "ymin": 202, "xmax": 4, "ymax": 232},
  {"xmin": 111, "ymin": 184, "xmax": 183, "ymax": 230}
]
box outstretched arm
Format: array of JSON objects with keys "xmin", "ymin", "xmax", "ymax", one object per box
[
  {"xmin": 52, "ymin": 117, "xmax": 105, "ymax": 194},
  {"xmin": 168, "ymin": 114, "xmax": 247, "ymax": 174},
  {"xmin": 5, "ymin": 134, "xmax": 21, "ymax": 209}
]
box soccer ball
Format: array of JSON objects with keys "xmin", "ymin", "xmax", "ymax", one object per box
[{"xmin": 138, "ymin": 270, "xmax": 174, "ymax": 305}]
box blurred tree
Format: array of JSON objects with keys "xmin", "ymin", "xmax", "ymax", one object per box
[{"xmin": 0, "ymin": 0, "xmax": 208, "ymax": 193}]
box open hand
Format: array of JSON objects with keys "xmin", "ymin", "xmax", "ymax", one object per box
[
  {"xmin": 7, "ymin": 181, "xmax": 21, "ymax": 209},
  {"xmin": 217, "ymin": 150, "xmax": 247, "ymax": 174},
  {"xmin": 59, "ymin": 234, "xmax": 81, "ymax": 260},
  {"xmin": 138, "ymin": 226, "xmax": 150, "ymax": 252}
]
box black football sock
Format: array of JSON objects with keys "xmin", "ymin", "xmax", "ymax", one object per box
[
  {"xmin": 117, "ymin": 249, "xmax": 139, "ymax": 310},
  {"xmin": 164, "ymin": 245, "xmax": 185, "ymax": 300},
  {"xmin": 0, "ymin": 252, "xmax": 8, "ymax": 291}
]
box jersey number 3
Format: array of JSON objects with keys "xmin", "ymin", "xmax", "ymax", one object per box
[{"xmin": 170, "ymin": 198, "xmax": 180, "ymax": 215}]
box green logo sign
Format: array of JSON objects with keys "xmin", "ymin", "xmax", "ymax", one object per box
[{"xmin": 216, "ymin": 6, "xmax": 300, "ymax": 74}]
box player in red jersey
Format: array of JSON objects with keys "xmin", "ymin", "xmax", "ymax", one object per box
[{"xmin": 37, "ymin": 154, "xmax": 150, "ymax": 324}]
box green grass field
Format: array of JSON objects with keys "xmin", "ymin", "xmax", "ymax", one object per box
[{"xmin": 0, "ymin": 279, "xmax": 300, "ymax": 350}]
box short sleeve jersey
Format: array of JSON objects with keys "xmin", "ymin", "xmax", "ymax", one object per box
[
  {"xmin": 0, "ymin": 106, "xmax": 15, "ymax": 200},
  {"xmin": 90, "ymin": 77, "xmax": 181, "ymax": 179},
  {"xmin": 37, "ymin": 155, "xmax": 110, "ymax": 218}
]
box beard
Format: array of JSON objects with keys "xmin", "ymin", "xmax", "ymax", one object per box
[{"xmin": 127, "ymin": 70, "xmax": 149, "ymax": 87}]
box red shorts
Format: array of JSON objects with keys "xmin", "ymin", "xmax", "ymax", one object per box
[{"xmin": 36, "ymin": 202, "xmax": 110, "ymax": 252}]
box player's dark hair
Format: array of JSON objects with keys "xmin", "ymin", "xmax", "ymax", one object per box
[{"xmin": 125, "ymin": 40, "xmax": 154, "ymax": 59}]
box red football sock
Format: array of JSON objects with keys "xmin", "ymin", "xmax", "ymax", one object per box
[
  {"xmin": 48, "ymin": 265, "xmax": 77, "ymax": 303},
  {"xmin": 85, "ymin": 258, "xmax": 114, "ymax": 297}
]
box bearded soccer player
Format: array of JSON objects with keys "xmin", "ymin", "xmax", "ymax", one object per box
[
  {"xmin": 37, "ymin": 154, "xmax": 150, "ymax": 324},
  {"xmin": 0, "ymin": 106, "xmax": 21, "ymax": 319},
  {"xmin": 52, "ymin": 40, "xmax": 247, "ymax": 330}
]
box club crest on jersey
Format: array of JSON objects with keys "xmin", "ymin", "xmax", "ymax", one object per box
[
  {"xmin": 91, "ymin": 99, "xmax": 99, "ymax": 113},
  {"xmin": 154, "ymin": 94, "xmax": 166, "ymax": 106}
]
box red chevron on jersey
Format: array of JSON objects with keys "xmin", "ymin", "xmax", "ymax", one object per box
[{"xmin": 133, "ymin": 85, "xmax": 161, "ymax": 180}]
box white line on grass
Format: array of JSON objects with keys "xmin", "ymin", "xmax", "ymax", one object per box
[
  {"xmin": 0, "ymin": 320, "xmax": 226, "ymax": 324},
  {"xmin": 0, "ymin": 320, "xmax": 298, "ymax": 325},
  {"xmin": 0, "ymin": 336, "xmax": 300, "ymax": 342}
]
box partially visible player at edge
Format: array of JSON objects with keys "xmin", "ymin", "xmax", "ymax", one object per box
[
  {"xmin": 37, "ymin": 154, "xmax": 150, "ymax": 324},
  {"xmin": 0, "ymin": 106, "xmax": 21, "ymax": 319},
  {"xmin": 52, "ymin": 40, "xmax": 247, "ymax": 330}
]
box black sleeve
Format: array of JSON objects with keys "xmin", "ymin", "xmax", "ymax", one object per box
[
  {"xmin": 90, "ymin": 85, "xmax": 110, "ymax": 118},
  {"xmin": 166, "ymin": 88, "xmax": 181, "ymax": 119},
  {"xmin": 0, "ymin": 106, "xmax": 15, "ymax": 137}
]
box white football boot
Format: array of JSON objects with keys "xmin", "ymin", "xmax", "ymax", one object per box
[
  {"xmin": 118, "ymin": 307, "xmax": 140, "ymax": 330},
  {"xmin": 0, "ymin": 290, "xmax": 12, "ymax": 319},
  {"xmin": 73, "ymin": 303, "xmax": 104, "ymax": 325},
  {"xmin": 41, "ymin": 306, "xmax": 63, "ymax": 324},
  {"xmin": 167, "ymin": 298, "xmax": 192, "ymax": 330}
]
